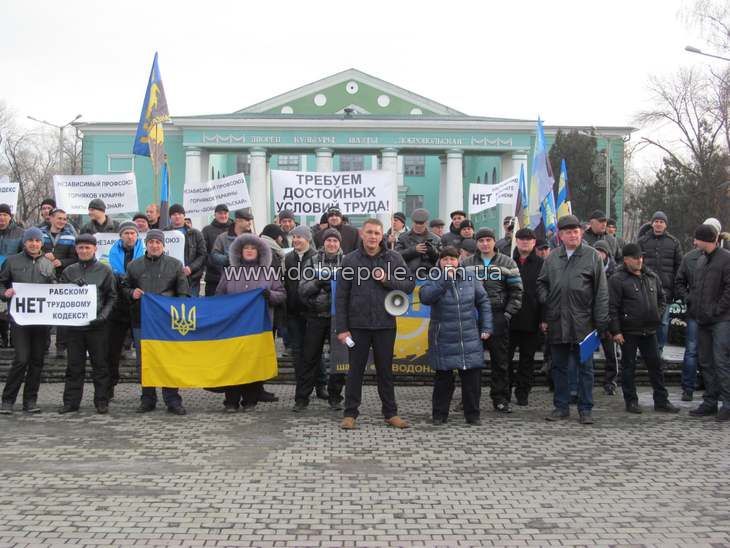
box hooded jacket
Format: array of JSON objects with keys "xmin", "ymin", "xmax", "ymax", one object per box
[
  {"xmin": 59, "ymin": 257, "xmax": 117, "ymax": 327},
  {"xmin": 420, "ymin": 267, "xmax": 493, "ymax": 371},
  {"xmin": 334, "ymin": 242, "xmax": 416, "ymax": 332},
  {"xmin": 215, "ymin": 233, "xmax": 286, "ymax": 320},
  {"xmin": 537, "ymin": 243, "xmax": 609, "ymax": 344},
  {"xmin": 298, "ymin": 249, "xmax": 343, "ymax": 318}
]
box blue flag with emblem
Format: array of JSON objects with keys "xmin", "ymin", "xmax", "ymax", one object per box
[
  {"xmin": 140, "ymin": 290, "xmax": 277, "ymax": 387},
  {"xmin": 133, "ymin": 52, "xmax": 170, "ymax": 176}
]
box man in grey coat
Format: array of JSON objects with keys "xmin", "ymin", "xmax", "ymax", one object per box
[{"xmin": 538, "ymin": 215, "xmax": 609, "ymax": 425}]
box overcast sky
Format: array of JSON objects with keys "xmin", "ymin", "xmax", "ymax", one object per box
[{"xmin": 1, "ymin": 0, "xmax": 722, "ymax": 174}]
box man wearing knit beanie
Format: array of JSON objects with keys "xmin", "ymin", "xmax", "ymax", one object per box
[
  {"xmin": 81, "ymin": 199, "xmax": 120, "ymax": 235},
  {"xmin": 285, "ymin": 223, "xmax": 321, "ymax": 408},
  {"xmin": 638, "ymin": 210, "xmax": 683, "ymax": 356},
  {"xmin": 688, "ymin": 224, "xmax": 730, "ymax": 421},
  {"xmin": 0, "ymin": 226, "xmax": 55, "ymax": 414}
]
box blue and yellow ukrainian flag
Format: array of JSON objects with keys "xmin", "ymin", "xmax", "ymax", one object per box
[
  {"xmin": 133, "ymin": 52, "xmax": 170, "ymax": 175},
  {"xmin": 556, "ymin": 158, "xmax": 572, "ymax": 218},
  {"xmin": 140, "ymin": 290, "xmax": 277, "ymax": 388}
]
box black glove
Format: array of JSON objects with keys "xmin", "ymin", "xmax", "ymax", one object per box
[
  {"xmin": 88, "ymin": 317, "xmax": 105, "ymax": 328},
  {"xmin": 75, "ymin": 278, "xmax": 87, "ymax": 287},
  {"xmin": 262, "ymin": 288, "xmax": 271, "ymax": 302}
]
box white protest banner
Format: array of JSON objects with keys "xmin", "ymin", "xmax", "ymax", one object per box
[
  {"xmin": 271, "ymin": 170, "xmax": 395, "ymax": 216},
  {"xmin": 183, "ymin": 172, "xmax": 251, "ymax": 217},
  {"xmin": 53, "ymin": 173, "xmax": 139, "ymax": 214},
  {"xmin": 10, "ymin": 283, "xmax": 97, "ymax": 326},
  {"xmin": 468, "ymin": 175, "xmax": 519, "ymax": 215},
  {"xmin": 94, "ymin": 231, "xmax": 185, "ymax": 265},
  {"xmin": 0, "ymin": 176, "xmax": 19, "ymax": 214}
]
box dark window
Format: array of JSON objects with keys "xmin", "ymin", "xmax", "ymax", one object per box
[
  {"xmin": 404, "ymin": 155, "xmax": 425, "ymax": 177},
  {"xmin": 405, "ymin": 195, "xmax": 424, "ymax": 217},
  {"xmin": 339, "ymin": 154, "xmax": 364, "ymax": 171},
  {"xmin": 277, "ymin": 154, "xmax": 300, "ymax": 171},
  {"xmin": 236, "ymin": 154, "xmax": 250, "ymax": 176}
]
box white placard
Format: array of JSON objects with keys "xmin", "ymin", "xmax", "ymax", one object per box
[
  {"xmin": 0, "ymin": 176, "xmax": 19, "ymax": 214},
  {"xmin": 94, "ymin": 231, "xmax": 185, "ymax": 265},
  {"xmin": 183, "ymin": 172, "xmax": 251, "ymax": 217},
  {"xmin": 9, "ymin": 283, "xmax": 97, "ymax": 326},
  {"xmin": 53, "ymin": 173, "xmax": 139, "ymax": 214},
  {"xmin": 468, "ymin": 175, "xmax": 520, "ymax": 215},
  {"xmin": 271, "ymin": 170, "xmax": 395, "ymax": 216}
]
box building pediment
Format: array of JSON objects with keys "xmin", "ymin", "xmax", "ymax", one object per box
[{"xmin": 235, "ymin": 68, "xmax": 466, "ymax": 117}]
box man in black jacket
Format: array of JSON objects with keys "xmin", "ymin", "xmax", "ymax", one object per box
[
  {"xmin": 675, "ymin": 242, "xmax": 703, "ymax": 401},
  {"xmin": 638, "ymin": 211, "xmax": 682, "ymax": 355},
  {"xmin": 313, "ymin": 208, "xmax": 360, "ymax": 253},
  {"xmin": 508, "ymin": 228, "xmax": 543, "ymax": 406},
  {"xmin": 441, "ymin": 210, "xmax": 467, "ymax": 248},
  {"xmin": 285, "ymin": 225, "xmax": 320, "ymax": 407},
  {"xmin": 58, "ymin": 234, "xmax": 117, "ymax": 414},
  {"xmin": 583, "ymin": 209, "xmax": 620, "ymax": 261},
  {"xmin": 395, "ymin": 208, "xmax": 440, "ymax": 275},
  {"xmin": 202, "ymin": 204, "xmax": 233, "ymax": 296},
  {"xmin": 688, "ymin": 224, "xmax": 730, "ymax": 421},
  {"xmin": 165, "ymin": 204, "xmax": 207, "ymax": 297},
  {"xmin": 126, "ymin": 229, "xmax": 190, "ymax": 415},
  {"xmin": 0, "ymin": 227, "xmax": 56, "ymax": 414},
  {"xmin": 295, "ymin": 228, "xmax": 344, "ymax": 411},
  {"xmin": 609, "ymin": 243, "xmax": 680, "ymax": 414},
  {"xmin": 462, "ymin": 228, "xmax": 523, "ymax": 413},
  {"xmin": 81, "ymin": 199, "xmax": 120, "ymax": 234},
  {"xmin": 538, "ymin": 215, "xmax": 609, "ymax": 425},
  {"xmin": 336, "ymin": 219, "xmax": 415, "ymax": 430}
]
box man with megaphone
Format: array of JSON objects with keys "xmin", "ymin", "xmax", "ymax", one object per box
[{"xmin": 335, "ymin": 218, "xmax": 415, "ymax": 430}]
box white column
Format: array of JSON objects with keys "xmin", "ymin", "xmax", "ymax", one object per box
[
  {"xmin": 249, "ymin": 147, "xmax": 269, "ymax": 234},
  {"xmin": 315, "ymin": 147, "xmax": 333, "ymax": 172},
  {"xmin": 444, "ymin": 148, "xmax": 464, "ymax": 218},
  {"xmin": 500, "ymin": 151, "xmax": 528, "ymax": 232},
  {"xmin": 184, "ymin": 147, "xmax": 209, "ymax": 228},
  {"xmin": 439, "ymin": 154, "xmax": 447, "ymax": 220},
  {"xmin": 379, "ymin": 147, "xmax": 399, "ymax": 231}
]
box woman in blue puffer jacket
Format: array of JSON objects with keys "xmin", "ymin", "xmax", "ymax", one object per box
[{"xmin": 420, "ymin": 246, "xmax": 493, "ymax": 426}]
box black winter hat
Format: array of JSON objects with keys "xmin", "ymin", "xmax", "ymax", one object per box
[{"xmin": 694, "ymin": 224, "xmax": 719, "ymax": 243}]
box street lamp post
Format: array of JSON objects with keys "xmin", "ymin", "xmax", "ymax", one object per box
[
  {"xmin": 685, "ymin": 45, "xmax": 730, "ymax": 62},
  {"xmin": 27, "ymin": 114, "xmax": 82, "ymax": 175}
]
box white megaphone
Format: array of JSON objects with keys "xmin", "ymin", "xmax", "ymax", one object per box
[{"xmin": 384, "ymin": 290, "xmax": 410, "ymax": 316}]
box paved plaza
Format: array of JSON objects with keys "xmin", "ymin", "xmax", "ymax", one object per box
[{"xmin": 0, "ymin": 383, "xmax": 728, "ymax": 547}]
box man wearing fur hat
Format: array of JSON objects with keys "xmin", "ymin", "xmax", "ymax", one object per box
[{"xmin": 688, "ymin": 223, "xmax": 730, "ymax": 422}]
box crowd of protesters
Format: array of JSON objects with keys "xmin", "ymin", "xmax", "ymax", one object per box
[{"xmin": 0, "ymin": 197, "xmax": 727, "ymax": 428}]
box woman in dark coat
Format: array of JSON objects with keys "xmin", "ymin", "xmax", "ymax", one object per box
[
  {"xmin": 215, "ymin": 233, "xmax": 286, "ymax": 411},
  {"xmin": 420, "ymin": 246, "xmax": 493, "ymax": 425}
]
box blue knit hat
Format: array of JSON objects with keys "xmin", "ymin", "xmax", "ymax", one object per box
[{"xmin": 22, "ymin": 227, "xmax": 44, "ymax": 243}]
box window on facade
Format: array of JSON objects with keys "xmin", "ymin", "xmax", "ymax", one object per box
[
  {"xmin": 277, "ymin": 154, "xmax": 300, "ymax": 171},
  {"xmin": 404, "ymin": 155, "xmax": 425, "ymax": 177},
  {"xmin": 108, "ymin": 154, "xmax": 134, "ymax": 173},
  {"xmin": 405, "ymin": 195, "xmax": 424, "ymax": 217},
  {"xmin": 339, "ymin": 154, "xmax": 364, "ymax": 171},
  {"xmin": 236, "ymin": 153, "xmax": 250, "ymax": 176}
]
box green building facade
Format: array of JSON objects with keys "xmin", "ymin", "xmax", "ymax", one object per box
[{"xmin": 80, "ymin": 69, "xmax": 632, "ymax": 234}]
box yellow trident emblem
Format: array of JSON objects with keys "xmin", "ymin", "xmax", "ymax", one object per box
[{"xmin": 170, "ymin": 303, "xmax": 196, "ymax": 336}]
